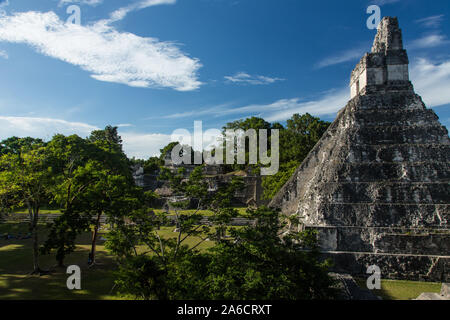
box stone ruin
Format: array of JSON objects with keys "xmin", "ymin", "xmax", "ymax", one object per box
[
  {"xmin": 132, "ymin": 149, "xmax": 266, "ymax": 208},
  {"xmin": 270, "ymin": 17, "xmax": 450, "ymax": 282}
]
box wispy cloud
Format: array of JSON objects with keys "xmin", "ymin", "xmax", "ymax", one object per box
[
  {"xmin": 121, "ymin": 132, "xmax": 172, "ymax": 159},
  {"xmin": 224, "ymin": 72, "xmax": 285, "ymax": 85},
  {"xmin": 161, "ymin": 88, "xmax": 350, "ymax": 122},
  {"xmin": 0, "ymin": 116, "xmax": 99, "ymax": 141},
  {"xmin": 58, "ymin": 0, "xmax": 103, "ymax": 7},
  {"xmin": 157, "ymin": 102, "xmax": 235, "ymax": 119},
  {"xmin": 415, "ymin": 14, "xmax": 445, "ymax": 28},
  {"xmin": 251, "ymin": 89, "xmax": 349, "ymax": 122},
  {"xmin": 102, "ymin": 0, "xmax": 176, "ymax": 24},
  {"xmin": 161, "ymin": 55, "xmax": 450, "ymax": 123},
  {"xmin": 0, "ymin": 115, "xmax": 205, "ymax": 159},
  {"xmin": 0, "ymin": 49, "xmax": 7, "ymax": 59},
  {"xmin": 0, "ymin": 115, "xmax": 171, "ymax": 159},
  {"xmin": 315, "ymin": 47, "xmax": 365, "ymax": 69},
  {"xmin": 0, "ymin": 10, "xmax": 202, "ymax": 91},
  {"xmin": 3, "ymin": 57, "xmax": 449, "ymax": 160},
  {"xmin": 408, "ymin": 33, "xmax": 449, "ymax": 49},
  {"xmin": 122, "ymin": 129, "xmax": 223, "ymax": 159},
  {"xmin": 116, "ymin": 123, "xmax": 134, "ymax": 128},
  {"xmin": 411, "ymin": 57, "xmax": 450, "ymax": 108}
]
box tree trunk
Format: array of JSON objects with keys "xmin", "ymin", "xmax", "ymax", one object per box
[
  {"xmin": 89, "ymin": 211, "xmax": 102, "ymax": 266},
  {"xmin": 29, "ymin": 205, "xmax": 40, "ymax": 274}
]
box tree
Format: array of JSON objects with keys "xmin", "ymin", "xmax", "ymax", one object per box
[
  {"xmin": 0, "ymin": 140, "xmax": 51, "ymax": 274},
  {"xmin": 40, "ymin": 128, "xmax": 139, "ymax": 267},
  {"xmin": 110, "ymin": 205, "xmax": 337, "ymax": 299},
  {"xmin": 197, "ymin": 207, "xmax": 337, "ymax": 299},
  {"xmin": 108, "ymin": 168, "xmax": 336, "ymax": 300},
  {"xmin": 86, "ymin": 126, "xmax": 138, "ymax": 266},
  {"xmin": 0, "ymin": 137, "xmax": 44, "ymax": 156},
  {"xmin": 40, "ymin": 135, "xmax": 98, "ymax": 267},
  {"xmin": 220, "ymin": 114, "xmax": 330, "ymax": 199},
  {"xmin": 88, "ymin": 125, "xmax": 123, "ymax": 154},
  {"xmin": 224, "ymin": 117, "xmax": 272, "ymax": 132},
  {"xmin": 222, "ymin": 117, "xmax": 275, "ymax": 173},
  {"xmin": 159, "ymin": 142, "xmax": 180, "ymax": 165},
  {"xmin": 108, "ymin": 165, "xmax": 245, "ymax": 299},
  {"xmin": 262, "ymin": 113, "xmax": 330, "ymax": 199},
  {"xmin": 143, "ymin": 156, "xmax": 163, "ymax": 175}
]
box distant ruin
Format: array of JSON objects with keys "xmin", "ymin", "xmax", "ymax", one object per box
[
  {"xmin": 270, "ymin": 17, "xmax": 450, "ymax": 282},
  {"xmin": 132, "ymin": 149, "xmax": 265, "ymax": 209}
]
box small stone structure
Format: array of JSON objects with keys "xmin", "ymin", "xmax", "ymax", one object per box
[
  {"xmin": 132, "ymin": 162, "xmax": 265, "ymax": 208},
  {"xmin": 350, "ymin": 18, "xmax": 410, "ymax": 99},
  {"xmin": 270, "ymin": 17, "xmax": 450, "ymax": 282}
]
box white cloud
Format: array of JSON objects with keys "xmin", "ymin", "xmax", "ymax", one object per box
[
  {"xmin": 256, "ymin": 57, "xmax": 450, "ymax": 121},
  {"xmin": 0, "ymin": 115, "xmax": 171, "ymax": 159},
  {"xmin": 0, "ymin": 116, "xmax": 99, "ymax": 141},
  {"xmin": 158, "ymin": 102, "xmax": 235, "ymax": 119},
  {"xmin": 121, "ymin": 132, "xmax": 172, "ymax": 159},
  {"xmin": 103, "ymin": 0, "xmax": 176, "ymax": 24},
  {"xmin": 411, "ymin": 58, "xmax": 450, "ymax": 107},
  {"xmin": 408, "ymin": 33, "xmax": 449, "ymax": 49},
  {"xmin": 0, "ymin": 49, "xmax": 7, "ymax": 59},
  {"xmin": 247, "ymin": 89, "xmax": 349, "ymax": 122},
  {"xmin": 318, "ymin": 31, "xmax": 450, "ymax": 68},
  {"xmin": 315, "ymin": 47, "xmax": 365, "ymax": 69},
  {"xmin": 2, "ymin": 57, "xmax": 448, "ymax": 159},
  {"xmin": 0, "ymin": 10, "xmax": 202, "ymax": 91},
  {"xmin": 415, "ymin": 15, "xmax": 445, "ymax": 28},
  {"xmin": 122, "ymin": 128, "xmax": 224, "ymax": 159},
  {"xmin": 224, "ymin": 72, "xmax": 285, "ymax": 85},
  {"xmin": 58, "ymin": 0, "xmax": 103, "ymax": 7},
  {"xmin": 161, "ymin": 88, "xmax": 350, "ymax": 122},
  {"xmin": 0, "ymin": 116, "xmax": 204, "ymax": 159}
]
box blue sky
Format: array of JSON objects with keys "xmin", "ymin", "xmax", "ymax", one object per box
[{"xmin": 0, "ymin": 0, "xmax": 449, "ymax": 158}]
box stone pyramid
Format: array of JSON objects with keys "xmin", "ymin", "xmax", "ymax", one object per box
[{"xmin": 270, "ymin": 17, "xmax": 450, "ymax": 281}]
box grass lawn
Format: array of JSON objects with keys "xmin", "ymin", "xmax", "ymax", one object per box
[
  {"xmin": 355, "ymin": 278, "xmax": 442, "ymax": 300},
  {"xmin": 3, "ymin": 221, "xmax": 443, "ymax": 300},
  {"xmin": 0, "ymin": 222, "xmax": 118, "ymax": 300},
  {"xmin": 6, "ymin": 207, "xmax": 248, "ymax": 217},
  {"xmin": 0, "ymin": 222, "xmax": 217, "ymax": 300},
  {"xmin": 12, "ymin": 209, "xmax": 62, "ymax": 215},
  {"xmin": 153, "ymin": 207, "xmax": 248, "ymax": 217}
]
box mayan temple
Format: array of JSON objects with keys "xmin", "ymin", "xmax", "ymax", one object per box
[{"xmin": 270, "ymin": 17, "xmax": 450, "ymax": 281}]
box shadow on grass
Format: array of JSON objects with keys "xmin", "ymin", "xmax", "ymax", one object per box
[{"xmin": 0, "ymin": 222, "xmax": 120, "ymax": 300}]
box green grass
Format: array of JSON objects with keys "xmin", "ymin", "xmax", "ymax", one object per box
[
  {"xmin": 0, "ymin": 222, "xmax": 219, "ymax": 300},
  {"xmin": 4, "ymin": 220, "xmax": 441, "ymax": 301},
  {"xmin": 355, "ymin": 278, "xmax": 442, "ymax": 300},
  {"xmin": 7, "ymin": 207, "xmax": 248, "ymax": 217},
  {"xmin": 0, "ymin": 221, "xmax": 120, "ymax": 300},
  {"xmin": 153, "ymin": 207, "xmax": 248, "ymax": 217},
  {"xmin": 11, "ymin": 209, "xmax": 62, "ymax": 215}
]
